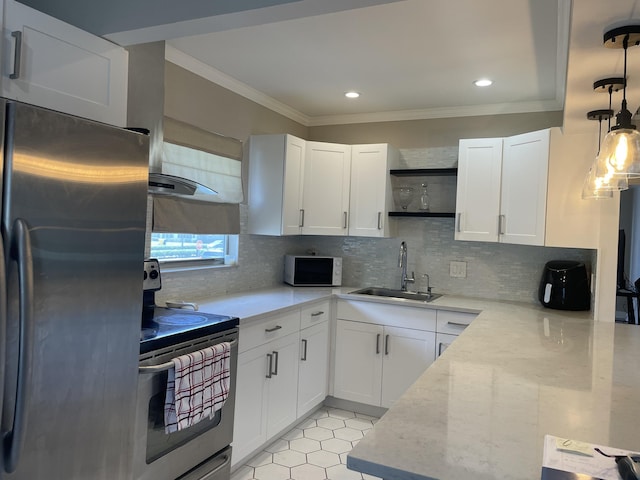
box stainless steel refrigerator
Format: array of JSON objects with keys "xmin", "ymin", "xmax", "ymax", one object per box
[{"xmin": 0, "ymin": 100, "xmax": 149, "ymax": 479}]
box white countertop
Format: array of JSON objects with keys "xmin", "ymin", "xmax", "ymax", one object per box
[
  {"xmin": 346, "ymin": 300, "xmax": 640, "ymax": 480},
  {"xmin": 192, "ymin": 285, "xmax": 640, "ymax": 479}
]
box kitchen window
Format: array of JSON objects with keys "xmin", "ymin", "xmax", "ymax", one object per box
[{"xmin": 150, "ymin": 232, "xmax": 238, "ymax": 267}]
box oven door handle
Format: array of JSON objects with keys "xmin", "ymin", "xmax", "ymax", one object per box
[
  {"xmin": 200, "ymin": 453, "xmax": 230, "ymax": 480},
  {"xmin": 138, "ymin": 339, "xmax": 238, "ymax": 374}
]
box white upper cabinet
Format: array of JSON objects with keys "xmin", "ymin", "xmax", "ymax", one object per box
[
  {"xmin": 301, "ymin": 141, "xmax": 351, "ymax": 236},
  {"xmin": 248, "ymin": 134, "xmax": 306, "ymax": 235},
  {"xmin": 455, "ymin": 138, "xmax": 503, "ymax": 242},
  {"xmin": 1, "ymin": 0, "xmax": 128, "ymax": 126},
  {"xmin": 455, "ymin": 129, "xmax": 551, "ymax": 246},
  {"xmin": 500, "ymin": 129, "xmax": 550, "ymax": 246},
  {"xmin": 349, "ymin": 143, "xmax": 399, "ymax": 238}
]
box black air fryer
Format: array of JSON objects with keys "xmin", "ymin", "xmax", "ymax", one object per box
[{"xmin": 538, "ymin": 260, "xmax": 591, "ymax": 311}]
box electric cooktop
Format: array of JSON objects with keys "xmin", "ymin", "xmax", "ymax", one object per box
[{"xmin": 140, "ymin": 259, "xmax": 239, "ymax": 354}]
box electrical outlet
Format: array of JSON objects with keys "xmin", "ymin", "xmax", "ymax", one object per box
[{"xmin": 450, "ymin": 261, "xmax": 467, "ymax": 278}]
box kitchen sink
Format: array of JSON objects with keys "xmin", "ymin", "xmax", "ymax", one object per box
[{"xmin": 349, "ymin": 287, "xmax": 442, "ymax": 303}]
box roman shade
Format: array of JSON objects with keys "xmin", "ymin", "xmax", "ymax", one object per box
[{"xmin": 151, "ymin": 117, "xmax": 243, "ymax": 234}]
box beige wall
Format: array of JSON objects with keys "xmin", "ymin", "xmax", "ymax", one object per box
[
  {"xmin": 164, "ymin": 62, "xmax": 309, "ymax": 142},
  {"xmin": 309, "ymin": 111, "xmax": 563, "ymax": 148}
]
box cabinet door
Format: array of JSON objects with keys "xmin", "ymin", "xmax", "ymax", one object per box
[
  {"xmin": 282, "ymin": 135, "xmax": 306, "ymax": 235},
  {"xmin": 500, "ymin": 129, "xmax": 549, "ymax": 246},
  {"xmin": 265, "ymin": 332, "xmax": 300, "ymax": 438},
  {"xmin": 380, "ymin": 326, "xmax": 435, "ymax": 408},
  {"xmin": 302, "ymin": 141, "xmax": 351, "ymax": 236},
  {"xmin": 349, "ymin": 144, "xmax": 394, "ymax": 238},
  {"xmin": 232, "ymin": 345, "xmax": 269, "ymax": 466},
  {"xmin": 455, "ymin": 138, "xmax": 503, "ymax": 242},
  {"xmin": 436, "ymin": 332, "xmax": 458, "ymax": 358},
  {"xmin": 333, "ymin": 320, "xmax": 383, "ymax": 406},
  {"xmin": 297, "ymin": 321, "xmax": 329, "ymax": 417},
  {"xmin": 3, "ymin": 0, "xmax": 128, "ymax": 126}
]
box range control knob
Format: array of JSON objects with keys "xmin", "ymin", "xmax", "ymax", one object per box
[
  {"xmin": 149, "ymin": 269, "xmax": 159, "ymax": 280},
  {"xmin": 144, "ymin": 271, "xmax": 148, "ymax": 280}
]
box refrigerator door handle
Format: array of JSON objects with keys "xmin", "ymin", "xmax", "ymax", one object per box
[
  {"xmin": 4, "ymin": 218, "xmax": 34, "ymax": 473},
  {"xmin": 0, "ymin": 232, "xmax": 6, "ymax": 472}
]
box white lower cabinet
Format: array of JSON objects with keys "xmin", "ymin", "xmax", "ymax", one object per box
[
  {"xmin": 233, "ymin": 332, "xmax": 299, "ymax": 464},
  {"xmin": 232, "ymin": 301, "xmax": 330, "ymax": 467},
  {"xmin": 333, "ymin": 300, "xmax": 437, "ymax": 409},
  {"xmin": 334, "ymin": 320, "xmax": 435, "ymax": 408},
  {"xmin": 297, "ymin": 320, "xmax": 329, "ymax": 416},
  {"xmin": 381, "ymin": 326, "xmax": 436, "ymax": 407}
]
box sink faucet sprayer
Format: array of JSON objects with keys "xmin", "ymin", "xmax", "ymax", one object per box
[{"xmin": 398, "ymin": 241, "xmax": 415, "ymax": 291}]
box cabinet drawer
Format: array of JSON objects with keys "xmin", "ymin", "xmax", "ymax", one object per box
[
  {"xmin": 239, "ymin": 310, "xmax": 301, "ymax": 353},
  {"xmin": 436, "ymin": 310, "xmax": 477, "ymax": 335},
  {"xmin": 300, "ymin": 300, "xmax": 330, "ymax": 329},
  {"xmin": 336, "ymin": 300, "xmax": 436, "ymax": 331}
]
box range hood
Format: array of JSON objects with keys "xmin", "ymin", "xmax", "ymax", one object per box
[
  {"xmin": 148, "ymin": 172, "xmax": 218, "ymax": 196},
  {"xmin": 126, "ymin": 42, "xmax": 240, "ymax": 200}
]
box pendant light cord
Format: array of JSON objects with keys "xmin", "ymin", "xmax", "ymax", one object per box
[
  {"xmin": 608, "ymin": 85, "xmax": 613, "ymax": 132},
  {"xmin": 622, "ymin": 34, "xmax": 629, "ymax": 111}
]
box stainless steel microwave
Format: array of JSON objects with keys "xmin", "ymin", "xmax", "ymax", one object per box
[{"xmin": 284, "ymin": 255, "xmax": 342, "ymax": 286}]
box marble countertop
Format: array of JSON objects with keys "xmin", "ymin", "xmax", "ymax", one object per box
[
  {"xmin": 346, "ymin": 300, "xmax": 640, "ymax": 480},
  {"xmin": 191, "ymin": 285, "xmax": 640, "ymax": 479}
]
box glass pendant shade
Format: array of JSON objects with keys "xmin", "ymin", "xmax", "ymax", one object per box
[
  {"xmin": 596, "ymin": 127, "xmax": 640, "ymax": 178},
  {"xmin": 581, "ymin": 165, "xmax": 614, "ymax": 199}
]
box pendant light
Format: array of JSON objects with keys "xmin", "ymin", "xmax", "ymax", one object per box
[
  {"xmin": 582, "ymin": 109, "xmax": 615, "ymax": 199},
  {"xmin": 596, "ymin": 26, "xmax": 640, "ymax": 178}
]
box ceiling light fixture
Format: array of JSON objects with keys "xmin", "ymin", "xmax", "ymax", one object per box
[
  {"xmin": 473, "ymin": 79, "xmax": 493, "ymax": 87},
  {"xmin": 595, "ymin": 25, "xmax": 640, "ymax": 179},
  {"xmin": 345, "ymin": 91, "xmax": 360, "ymax": 99}
]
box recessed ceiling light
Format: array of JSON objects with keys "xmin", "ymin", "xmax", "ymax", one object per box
[
  {"xmin": 345, "ymin": 91, "xmax": 360, "ymax": 98},
  {"xmin": 474, "ymin": 79, "xmax": 493, "ymax": 87}
]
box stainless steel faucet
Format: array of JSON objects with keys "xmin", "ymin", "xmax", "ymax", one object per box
[{"xmin": 398, "ymin": 241, "xmax": 415, "ymax": 291}]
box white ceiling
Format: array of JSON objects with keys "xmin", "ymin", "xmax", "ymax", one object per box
[
  {"xmin": 164, "ymin": 0, "xmax": 567, "ymax": 126},
  {"xmin": 19, "ymin": 0, "xmax": 640, "ymax": 133}
]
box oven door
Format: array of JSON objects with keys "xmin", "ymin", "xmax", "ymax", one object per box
[{"xmin": 134, "ymin": 329, "xmax": 238, "ymax": 480}]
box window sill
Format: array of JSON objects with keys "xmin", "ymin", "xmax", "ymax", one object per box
[{"xmin": 158, "ymin": 261, "xmax": 238, "ymax": 274}]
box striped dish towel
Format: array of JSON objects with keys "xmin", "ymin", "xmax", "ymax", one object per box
[{"xmin": 164, "ymin": 342, "xmax": 231, "ymax": 433}]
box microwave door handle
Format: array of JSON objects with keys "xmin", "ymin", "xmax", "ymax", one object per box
[{"xmin": 5, "ymin": 219, "xmax": 34, "ymax": 473}]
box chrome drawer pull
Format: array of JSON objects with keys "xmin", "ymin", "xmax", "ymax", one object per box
[
  {"xmin": 301, "ymin": 339, "xmax": 308, "ymax": 361},
  {"xmin": 265, "ymin": 325, "xmax": 282, "ymax": 333},
  {"xmin": 310, "ymin": 311, "xmax": 324, "ymax": 317}
]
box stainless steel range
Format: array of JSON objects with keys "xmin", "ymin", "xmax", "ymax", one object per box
[{"xmin": 134, "ymin": 259, "xmax": 239, "ymax": 480}]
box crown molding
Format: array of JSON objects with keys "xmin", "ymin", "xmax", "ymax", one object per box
[
  {"xmin": 165, "ymin": 45, "xmax": 311, "ymax": 126},
  {"xmin": 167, "ymin": 45, "xmax": 563, "ymax": 128}
]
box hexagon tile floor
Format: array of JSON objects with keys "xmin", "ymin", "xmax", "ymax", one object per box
[{"xmin": 231, "ymin": 407, "xmax": 381, "ymax": 480}]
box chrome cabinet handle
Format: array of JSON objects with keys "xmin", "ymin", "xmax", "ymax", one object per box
[
  {"xmin": 310, "ymin": 311, "xmax": 324, "ymax": 317},
  {"xmin": 5, "ymin": 219, "xmax": 34, "ymax": 472},
  {"xmin": 446, "ymin": 321, "xmax": 468, "ymax": 328},
  {"xmin": 384, "ymin": 334, "xmax": 390, "ymax": 355},
  {"xmin": 200, "ymin": 454, "xmax": 231, "ymax": 479},
  {"xmin": 272, "ymin": 351, "xmax": 279, "ymax": 375},
  {"xmin": 266, "ymin": 353, "xmax": 273, "ymax": 378},
  {"xmin": 265, "ymin": 325, "xmax": 282, "ymax": 333},
  {"xmin": 10, "ymin": 31, "xmax": 22, "ymax": 80},
  {"xmin": 457, "ymin": 213, "xmax": 462, "ymax": 232},
  {"xmin": 376, "ymin": 334, "xmax": 381, "ymax": 354},
  {"xmin": 343, "ymin": 211, "xmax": 348, "ymax": 229},
  {"xmin": 301, "ymin": 339, "xmax": 308, "ymax": 361},
  {"xmin": 499, "ymin": 214, "xmax": 506, "ymax": 235},
  {"xmin": 299, "ymin": 209, "xmax": 304, "ymax": 227},
  {"xmin": 377, "ymin": 212, "xmax": 382, "ymax": 230},
  {"xmin": 438, "ymin": 342, "xmax": 448, "ymax": 357}
]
